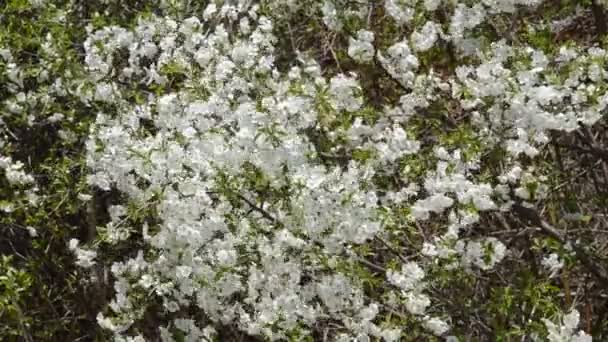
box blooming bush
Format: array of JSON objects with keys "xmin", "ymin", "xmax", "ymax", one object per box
[{"xmin": 1, "ymin": 0, "xmax": 608, "ymax": 340}]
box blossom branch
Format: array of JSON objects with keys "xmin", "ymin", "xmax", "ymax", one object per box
[{"xmin": 513, "ymin": 204, "xmax": 608, "ymax": 286}]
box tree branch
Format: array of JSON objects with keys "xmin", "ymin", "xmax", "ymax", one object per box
[
  {"xmin": 235, "ymin": 193, "xmax": 279, "ymax": 225},
  {"xmin": 592, "ymin": 1, "xmax": 607, "ymax": 37},
  {"xmin": 512, "ymin": 204, "xmax": 608, "ymax": 286}
]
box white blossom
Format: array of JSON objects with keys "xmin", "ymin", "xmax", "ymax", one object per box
[
  {"xmin": 348, "ymin": 29, "xmax": 375, "ymax": 63},
  {"xmin": 543, "ymin": 310, "xmax": 592, "ymax": 342}
]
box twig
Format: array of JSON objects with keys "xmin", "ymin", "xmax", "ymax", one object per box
[
  {"xmin": 549, "ymin": 160, "xmax": 602, "ymax": 194},
  {"xmin": 354, "ymin": 255, "xmax": 386, "ymax": 273},
  {"xmin": 373, "ymin": 54, "xmax": 409, "ymax": 93},
  {"xmin": 366, "ymin": 1, "xmax": 374, "ymax": 27},
  {"xmin": 365, "ymin": 2, "xmax": 409, "ymax": 94},
  {"xmin": 374, "ymin": 235, "xmax": 410, "ymax": 263},
  {"xmin": 592, "ymin": 1, "xmax": 608, "ymax": 37},
  {"xmin": 286, "ymin": 21, "xmax": 298, "ymax": 54},
  {"xmin": 235, "ymin": 193, "xmax": 279, "ymax": 224},
  {"xmin": 328, "ymin": 34, "xmax": 343, "ymax": 72},
  {"xmin": 512, "ymin": 204, "xmax": 608, "ymax": 286}
]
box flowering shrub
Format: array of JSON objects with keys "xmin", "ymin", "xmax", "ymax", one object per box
[{"xmin": 2, "ymin": 0, "xmax": 608, "ymax": 340}]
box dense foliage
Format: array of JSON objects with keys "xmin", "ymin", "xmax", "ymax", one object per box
[{"xmin": 1, "ymin": 0, "xmax": 608, "ymax": 341}]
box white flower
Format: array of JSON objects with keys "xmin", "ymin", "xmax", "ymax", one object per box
[
  {"xmin": 69, "ymin": 239, "xmax": 97, "ymax": 268},
  {"xmin": 0, "ymin": 48, "xmax": 12, "ymax": 61},
  {"xmin": 424, "ymin": 0, "xmax": 441, "ymax": 11},
  {"xmin": 359, "ymin": 303, "xmax": 379, "ymax": 321},
  {"xmin": 380, "ymin": 328, "xmax": 402, "ymax": 342},
  {"xmin": 543, "ymin": 310, "xmax": 592, "ymax": 342},
  {"xmin": 26, "ymin": 226, "xmax": 37, "ymax": 237},
  {"xmin": 541, "ymin": 253, "xmax": 564, "ymax": 278},
  {"xmin": 176, "ymin": 265, "xmax": 192, "ymax": 279},
  {"xmin": 461, "ymin": 238, "xmax": 507, "ymax": 270},
  {"xmin": 557, "ymin": 46, "xmax": 578, "ymax": 63},
  {"xmin": 385, "ymin": 0, "xmax": 415, "ymax": 25},
  {"xmin": 404, "ymin": 292, "xmax": 431, "ymax": 315},
  {"xmin": 423, "ymin": 316, "xmax": 450, "ymax": 336},
  {"xmin": 348, "ymin": 30, "xmax": 375, "ymax": 63},
  {"xmin": 532, "ymin": 86, "xmax": 562, "ymax": 106},
  {"xmin": 328, "ymin": 73, "xmax": 363, "ymax": 112},
  {"xmin": 421, "ymin": 242, "xmax": 439, "ymax": 257},
  {"xmin": 387, "ymin": 262, "xmax": 425, "ymax": 291},
  {"xmin": 78, "ymin": 193, "xmax": 93, "ymax": 201},
  {"xmin": 377, "ymin": 38, "xmax": 419, "ymax": 87},
  {"xmin": 48, "ymin": 113, "xmax": 65, "ymax": 123},
  {"xmin": 450, "ymin": 4, "xmax": 486, "ymax": 40},
  {"xmin": 94, "ymin": 82, "xmax": 114, "ymax": 102},
  {"xmin": 514, "ymin": 186, "xmax": 530, "ymax": 200},
  {"xmin": 411, "ymin": 194, "xmax": 454, "ymax": 220},
  {"xmin": 2, "ymin": 159, "xmax": 34, "ymax": 185},
  {"xmin": 216, "ymin": 248, "xmax": 237, "ymax": 266},
  {"xmin": 68, "ymin": 238, "xmax": 79, "ymax": 251},
  {"xmin": 321, "ymin": 1, "xmax": 342, "ymax": 31},
  {"xmin": 411, "ymin": 21, "xmax": 439, "ymax": 52}
]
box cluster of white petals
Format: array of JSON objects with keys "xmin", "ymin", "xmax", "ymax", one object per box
[
  {"xmin": 60, "ymin": 0, "xmax": 605, "ymax": 340},
  {"xmin": 542, "ymin": 310, "xmax": 592, "ymax": 342}
]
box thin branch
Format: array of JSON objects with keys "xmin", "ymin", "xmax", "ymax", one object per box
[
  {"xmin": 235, "ymin": 193, "xmax": 279, "ymax": 224},
  {"xmin": 354, "ymin": 255, "xmax": 386, "ymax": 273},
  {"xmin": 374, "ymin": 235, "xmax": 410, "ymax": 263},
  {"xmin": 549, "ymin": 160, "xmax": 602, "ymax": 194},
  {"xmin": 512, "ymin": 204, "xmax": 608, "ymax": 286},
  {"xmin": 373, "ymin": 54, "xmax": 409, "ymax": 93},
  {"xmin": 328, "ymin": 34, "xmax": 343, "ymax": 73},
  {"xmin": 592, "ymin": 1, "xmax": 608, "ymax": 37}
]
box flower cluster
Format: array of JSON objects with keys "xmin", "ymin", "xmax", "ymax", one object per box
[
  {"xmin": 11, "ymin": 0, "xmax": 600, "ymax": 340},
  {"xmin": 542, "ymin": 310, "xmax": 592, "ymax": 342}
]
